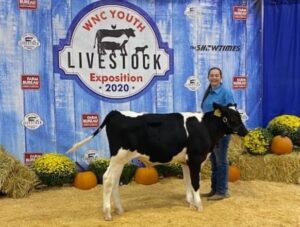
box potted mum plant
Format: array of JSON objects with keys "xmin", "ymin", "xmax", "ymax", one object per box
[
  {"xmin": 243, "ymin": 128, "xmax": 273, "ymax": 155},
  {"xmin": 32, "ymin": 153, "xmax": 76, "ymax": 186},
  {"xmin": 267, "ymin": 115, "xmax": 300, "ymax": 146}
]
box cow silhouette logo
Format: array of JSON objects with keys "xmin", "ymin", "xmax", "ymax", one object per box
[
  {"xmin": 93, "ymin": 26, "xmax": 135, "ymax": 56},
  {"xmin": 54, "ymin": 1, "xmax": 173, "ymax": 100}
]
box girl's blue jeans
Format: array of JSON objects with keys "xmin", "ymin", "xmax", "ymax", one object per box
[{"xmin": 210, "ymin": 135, "xmax": 231, "ymax": 195}]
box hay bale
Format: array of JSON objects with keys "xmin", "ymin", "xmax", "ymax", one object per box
[
  {"xmin": 0, "ymin": 146, "xmax": 38, "ymax": 198},
  {"xmin": 201, "ymin": 161, "xmax": 211, "ymax": 179},
  {"xmin": 228, "ymin": 135, "xmax": 246, "ymax": 163},
  {"xmin": 0, "ymin": 146, "xmax": 17, "ymax": 191},
  {"xmin": 237, "ymin": 152, "xmax": 300, "ymax": 184},
  {"xmin": 199, "ymin": 136, "xmax": 300, "ymax": 185},
  {"xmin": 2, "ymin": 163, "xmax": 38, "ymax": 198}
]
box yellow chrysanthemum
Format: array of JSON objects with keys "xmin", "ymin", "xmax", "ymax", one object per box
[
  {"xmin": 267, "ymin": 115, "xmax": 300, "ymax": 145},
  {"xmin": 32, "ymin": 153, "xmax": 76, "ymax": 186},
  {"xmin": 243, "ymin": 128, "xmax": 273, "ymax": 155}
]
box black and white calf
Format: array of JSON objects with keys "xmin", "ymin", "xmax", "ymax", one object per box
[{"xmin": 67, "ymin": 103, "xmax": 248, "ymax": 221}]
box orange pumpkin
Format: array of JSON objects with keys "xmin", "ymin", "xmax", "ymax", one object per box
[
  {"xmin": 134, "ymin": 166, "xmax": 159, "ymax": 185},
  {"xmin": 228, "ymin": 165, "xmax": 240, "ymax": 182},
  {"xmin": 74, "ymin": 171, "xmax": 98, "ymax": 190},
  {"xmin": 271, "ymin": 135, "xmax": 293, "ymax": 155}
]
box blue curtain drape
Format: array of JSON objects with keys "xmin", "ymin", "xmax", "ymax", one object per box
[{"xmin": 263, "ymin": 0, "xmax": 300, "ymax": 126}]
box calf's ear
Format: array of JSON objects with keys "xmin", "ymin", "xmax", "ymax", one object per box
[
  {"xmin": 213, "ymin": 103, "xmax": 223, "ymax": 117},
  {"xmin": 214, "ymin": 108, "xmax": 222, "ymax": 117}
]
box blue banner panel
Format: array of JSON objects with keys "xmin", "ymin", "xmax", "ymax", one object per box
[
  {"xmin": 263, "ymin": 0, "xmax": 300, "ymax": 126},
  {"xmin": 0, "ymin": 0, "xmax": 262, "ymax": 165}
]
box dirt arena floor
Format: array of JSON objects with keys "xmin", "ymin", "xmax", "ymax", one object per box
[{"xmin": 1, "ymin": 178, "xmax": 300, "ymax": 227}]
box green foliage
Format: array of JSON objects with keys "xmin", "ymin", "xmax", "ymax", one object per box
[
  {"xmin": 243, "ymin": 128, "xmax": 273, "ymax": 155},
  {"xmin": 32, "ymin": 153, "xmax": 76, "ymax": 186},
  {"xmin": 121, "ymin": 163, "xmax": 138, "ymax": 184},
  {"xmin": 88, "ymin": 158, "xmax": 110, "ymax": 183},
  {"xmin": 88, "ymin": 158, "xmax": 137, "ymax": 185},
  {"xmin": 155, "ymin": 162, "xmax": 183, "ymax": 178},
  {"xmin": 267, "ymin": 115, "xmax": 300, "ymax": 145}
]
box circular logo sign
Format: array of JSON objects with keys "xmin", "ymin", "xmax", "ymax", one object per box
[
  {"xmin": 18, "ymin": 33, "xmax": 40, "ymax": 50},
  {"xmin": 22, "ymin": 113, "xmax": 43, "ymax": 130},
  {"xmin": 184, "ymin": 75, "xmax": 200, "ymax": 91},
  {"xmin": 54, "ymin": 1, "xmax": 173, "ymax": 100}
]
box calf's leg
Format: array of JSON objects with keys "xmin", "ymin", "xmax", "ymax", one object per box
[
  {"xmin": 103, "ymin": 163, "xmax": 122, "ymax": 221},
  {"xmin": 188, "ymin": 156, "xmax": 203, "ymax": 211},
  {"xmin": 103, "ymin": 158, "xmax": 125, "ymax": 220},
  {"xmin": 181, "ymin": 164, "xmax": 194, "ymax": 207},
  {"xmin": 111, "ymin": 166, "xmax": 124, "ymax": 215},
  {"xmin": 103, "ymin": 149, "xmax": 135, "ymax": 220}
]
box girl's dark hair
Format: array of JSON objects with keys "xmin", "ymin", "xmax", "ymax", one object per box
[{"xmin": 201, "ymin": 67, "xmax": 223, "ymax": 108}]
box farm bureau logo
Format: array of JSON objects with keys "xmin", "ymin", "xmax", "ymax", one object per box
[{"xmin": 53, "ymin": 1, "xmax": 173, "ymax": 100}]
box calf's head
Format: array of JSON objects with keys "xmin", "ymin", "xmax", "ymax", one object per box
[{"xmin": 213, "ymin": 103, "xmax": 248, "ymax": 137}]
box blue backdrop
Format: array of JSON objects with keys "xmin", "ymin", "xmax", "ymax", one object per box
[
  {"xmin": 263, "ymin": 0, "xmax": 300, "ymax": 126},
  {"xmin": 0, "ymin": 0, "xmax": 262, "ymax": 165}
]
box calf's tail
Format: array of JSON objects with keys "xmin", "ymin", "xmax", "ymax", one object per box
[{"xmin": 66, "ymin": 111, "xmax": 118, "ymax": 154}]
